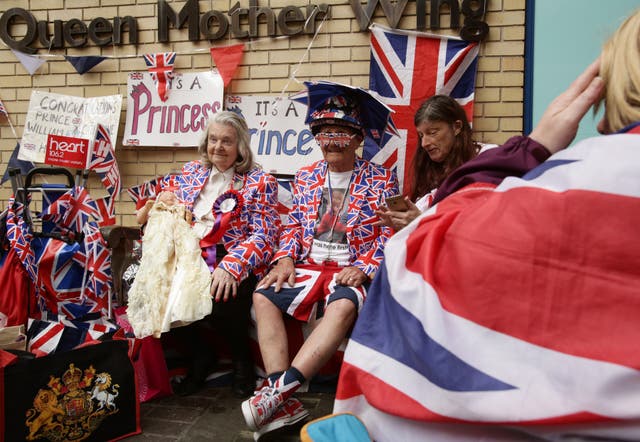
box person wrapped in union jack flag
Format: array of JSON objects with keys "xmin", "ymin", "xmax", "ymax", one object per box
[
  {"xmin": 333, "ymin": 9, "xmax": 640, "ymax": 441},
  {"xmin": 241, "ymin": 82, "xmax": 399, "ymax": 437},
  {"xmin": 131, "ymin": 111, "xmax": 280, "ymax": 398}
]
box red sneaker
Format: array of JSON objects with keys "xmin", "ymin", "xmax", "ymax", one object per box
[
  {"xmin": 252, "ymin": 397, "xmax": 309, "ymax": 441},
  {"xmin": 242, "ymin": 384, "xmax": 284, "ymax": 431}
]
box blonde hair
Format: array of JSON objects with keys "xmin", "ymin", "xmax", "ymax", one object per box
[
  {"xmin": 197, "ymin": 111, "xmax": 255, "ymax": 173},
  {"xmin": 596, "ymin": 9, "xmax": 640, "ymax": 133}
]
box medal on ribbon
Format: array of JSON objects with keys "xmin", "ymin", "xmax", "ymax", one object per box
[{"xmin": 200, "ymin": 189, "xmax": 244, "ymax": 271}]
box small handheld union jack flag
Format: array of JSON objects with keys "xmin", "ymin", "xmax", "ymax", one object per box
[{"xmin": 143, "ymin": 52, "xmax": 176, "ymax": 102}]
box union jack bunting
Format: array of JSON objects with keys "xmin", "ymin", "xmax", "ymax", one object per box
[
  {"xmin": 143, "ymin": 52, "xmax": 177, "ymax": 101},
  {"xmin": 0, "ymin": 98, "xmax": 7, "ymax": 116},
  {"xmin": 88, "ymin": 124, "xmax": 121, "ymax": 226},
  {"xmin": 366, "ymin": 25, "xmax": 479, "ymax": 191},
  {"xmin": 127, "ymin": 176, "xmax": 162, "ymax": 209},
  {"xmin": 126, "ymin": 173, "xmax": 179, "ymax": 210}
]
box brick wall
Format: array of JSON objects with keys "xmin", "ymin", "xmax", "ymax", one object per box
[{"xmin": 0, "ymin": 0, "xmax": 526, "ymax": 225}]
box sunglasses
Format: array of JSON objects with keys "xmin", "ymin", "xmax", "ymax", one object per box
[{"xmin": 314, "ymin": 132, "xmax": 358, "ymax": 149}]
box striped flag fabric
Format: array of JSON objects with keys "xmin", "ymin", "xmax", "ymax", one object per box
[
  {"xmin": 335, "ymin": 132, "xmax": 640, "ymax": 440},
  {"xmin": 143, "ymin": 52, "xmax": 176, "ymax": 101},
  {"xmin": 366, "ymin": 24, "xmax": 479, "ymax": 191},
  {"xmin": 88, "ymin": 124, "xmax": 121, "ymax": 226}
]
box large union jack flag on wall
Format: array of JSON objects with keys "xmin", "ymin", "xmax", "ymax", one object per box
[{"xmin": 365, "ymin": 25, "xmax": 479, "ymax": 191}]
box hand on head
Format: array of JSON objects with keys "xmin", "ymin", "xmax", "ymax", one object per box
[{"xmin": 529, "ymin": 59, "xmax": 604, "ymax": 154}]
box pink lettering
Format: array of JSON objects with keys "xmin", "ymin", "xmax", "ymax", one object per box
[
  {"xmin": 130, "ymin": 84, "xmax": 152, "ymax": 135},
  {"xmin": 191, "ymin": 105, "xmax": 202, "ymax": 132},
  {"xmin": 180, "ymin": 105, "xmax": 190, "ymax": 132}
]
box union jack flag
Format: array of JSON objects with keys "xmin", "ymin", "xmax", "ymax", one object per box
[
  {"xmin": 127, "ymin": 176, "xmax": 161, "ymax": 209},
  {"xmin": 366, "ymin": 25, "xmax": 479, "ymax": 191},
  {"xmin": 40, "ymin": 187, "xmax": 99, "ymax": 233},
  {"xmin": 89, "ymin": 124, "xmax": 121, "ymax": 226},
  {"xmin": 335, "ymin": 132, "xmax": 640, "ymax": 440},
  {"xmin": 5, "ymin": 199, "xmax": 37, "ymax": 283},
  {"xmin": 126, "ymin": 172, "xmax": 181, "ymax": 210},
  {"xmin": 143, "ymin": 52, "xmax": 176, "ymax": 102},
  {"xmin": 81, "ymin": 221, "xmax": 112, "ymax": 316}
]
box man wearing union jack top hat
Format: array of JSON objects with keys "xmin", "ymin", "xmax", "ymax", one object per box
[{"xmin": 241, "ymin": 82, "xmax": 399, "ymax": 437}]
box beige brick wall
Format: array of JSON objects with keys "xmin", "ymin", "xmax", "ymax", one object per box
[{"xmin": 0, "ymin": 0, "xmax": 526, "ymax": 225}]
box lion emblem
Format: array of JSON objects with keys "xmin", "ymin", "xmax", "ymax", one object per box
[{"xmin": 25, "ymin": 389, "xmax": 65, "ymax": 439}]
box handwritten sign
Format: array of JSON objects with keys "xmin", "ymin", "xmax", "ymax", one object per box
[
  {"xmin": 19, "ymin": 91, "xmax": 122, "ymax": 163},
  {"xmin": 225, "ymin": 95, "xmax": 323, "ymax": 175},
  {"xmin": 123, "ymin": 71, "xmax": 224, "ymax": 147}
]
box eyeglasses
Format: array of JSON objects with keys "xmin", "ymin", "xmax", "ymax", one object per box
[{"xmin": 314, "ymin": 132, "xmax": 357, "ymax": 149}]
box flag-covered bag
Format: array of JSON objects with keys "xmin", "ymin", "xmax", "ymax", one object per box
[{"xmin": 0, "ymin": 338, "xmax": 141, "ymax": 442}]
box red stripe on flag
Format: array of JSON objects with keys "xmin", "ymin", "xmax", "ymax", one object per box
[
  {"xmin": 339, "ymin": 361, "xmax": 610, "ymax": 425},
  {"xmin": 337, "ymin": 362, "xmax": 457, "ymax": 422},
  {"xmin": 382, "ymin": 148, "xmax": 398, "ymax": 170},
  {"xmin": 443, "ymin": 42, "xmax": 477, "ymax": 85},
  {"xmin": 371, "ymin": 35, "xmax": 404, "ymax": 96},
  {"xmin": 30, "ymin": 324, "xmax": 63, "ymax": 351},
  {"xmin": 407, "ymin": 186, "xmax": 640, "ymax": 369}
]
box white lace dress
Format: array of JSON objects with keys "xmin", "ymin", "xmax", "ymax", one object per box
[{"xmin": 127, "ymin": 202, "xmax": 212, "ymax": 338}]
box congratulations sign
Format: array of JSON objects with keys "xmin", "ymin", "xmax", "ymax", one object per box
[
  {"xmin": 225, "ymin": 95, "xmax": 322, "ymax": 175},
  {"xmin": 19, "ymin": 91, "xmax": 122, "ymax": 163},
  {"xmin": 123, "ymin": 70, "xmax": 223, "ymax": 147}
]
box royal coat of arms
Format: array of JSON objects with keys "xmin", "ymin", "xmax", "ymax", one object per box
[{"xmin": 25, "ymin": 363, "xmax": 120, "ymax": 441}]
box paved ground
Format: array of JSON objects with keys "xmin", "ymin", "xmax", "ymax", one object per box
[{"xmin": 126, "ymin": 385, "xmax": 335, "ymax": 441}]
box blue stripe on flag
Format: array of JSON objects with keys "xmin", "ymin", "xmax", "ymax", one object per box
[
  {"xmin": 351, "ymin": 263, "xmax": 515, "ymax": 392},
  {"xmin": 522, "ymin": 159, "xmax": 577, "ymax": 181},
  {"xmin": 450, "ymin": 57, "xmax": 478, "ymax": 99},
  {"xmin": 387, "ymin": 31, "xmax": 408, "ymax": 65}
]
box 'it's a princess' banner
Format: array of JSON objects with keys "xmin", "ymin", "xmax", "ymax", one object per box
[{"xmin": 123, "ymin": 70, "xmax": 223, "ymax": 147}]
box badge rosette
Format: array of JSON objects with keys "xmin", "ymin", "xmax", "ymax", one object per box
[{"xmin": 200, "ymin": 189, "xmax": 244, "ymax": 271}]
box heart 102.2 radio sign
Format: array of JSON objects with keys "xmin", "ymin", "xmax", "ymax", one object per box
[
  {"xmin": 225, "ymin": 95, "xmax": 323, "ymax": 175},
  {"xmin": 44, "ymin": 134, "xmax": 90, "ymax": 169}
]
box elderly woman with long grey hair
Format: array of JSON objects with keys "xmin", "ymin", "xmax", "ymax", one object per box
[{"xmin": 132, "ymin": 111, "xmax": 280, "ymax": 398}]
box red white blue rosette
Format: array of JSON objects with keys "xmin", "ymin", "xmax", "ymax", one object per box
[
  {"xmin": 212, "ymin": 189, "xmax": 243, "ymax": 218},
  {"xmin": 200, "ymin": 189, "xmax": 244, "ymax": 271}
]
